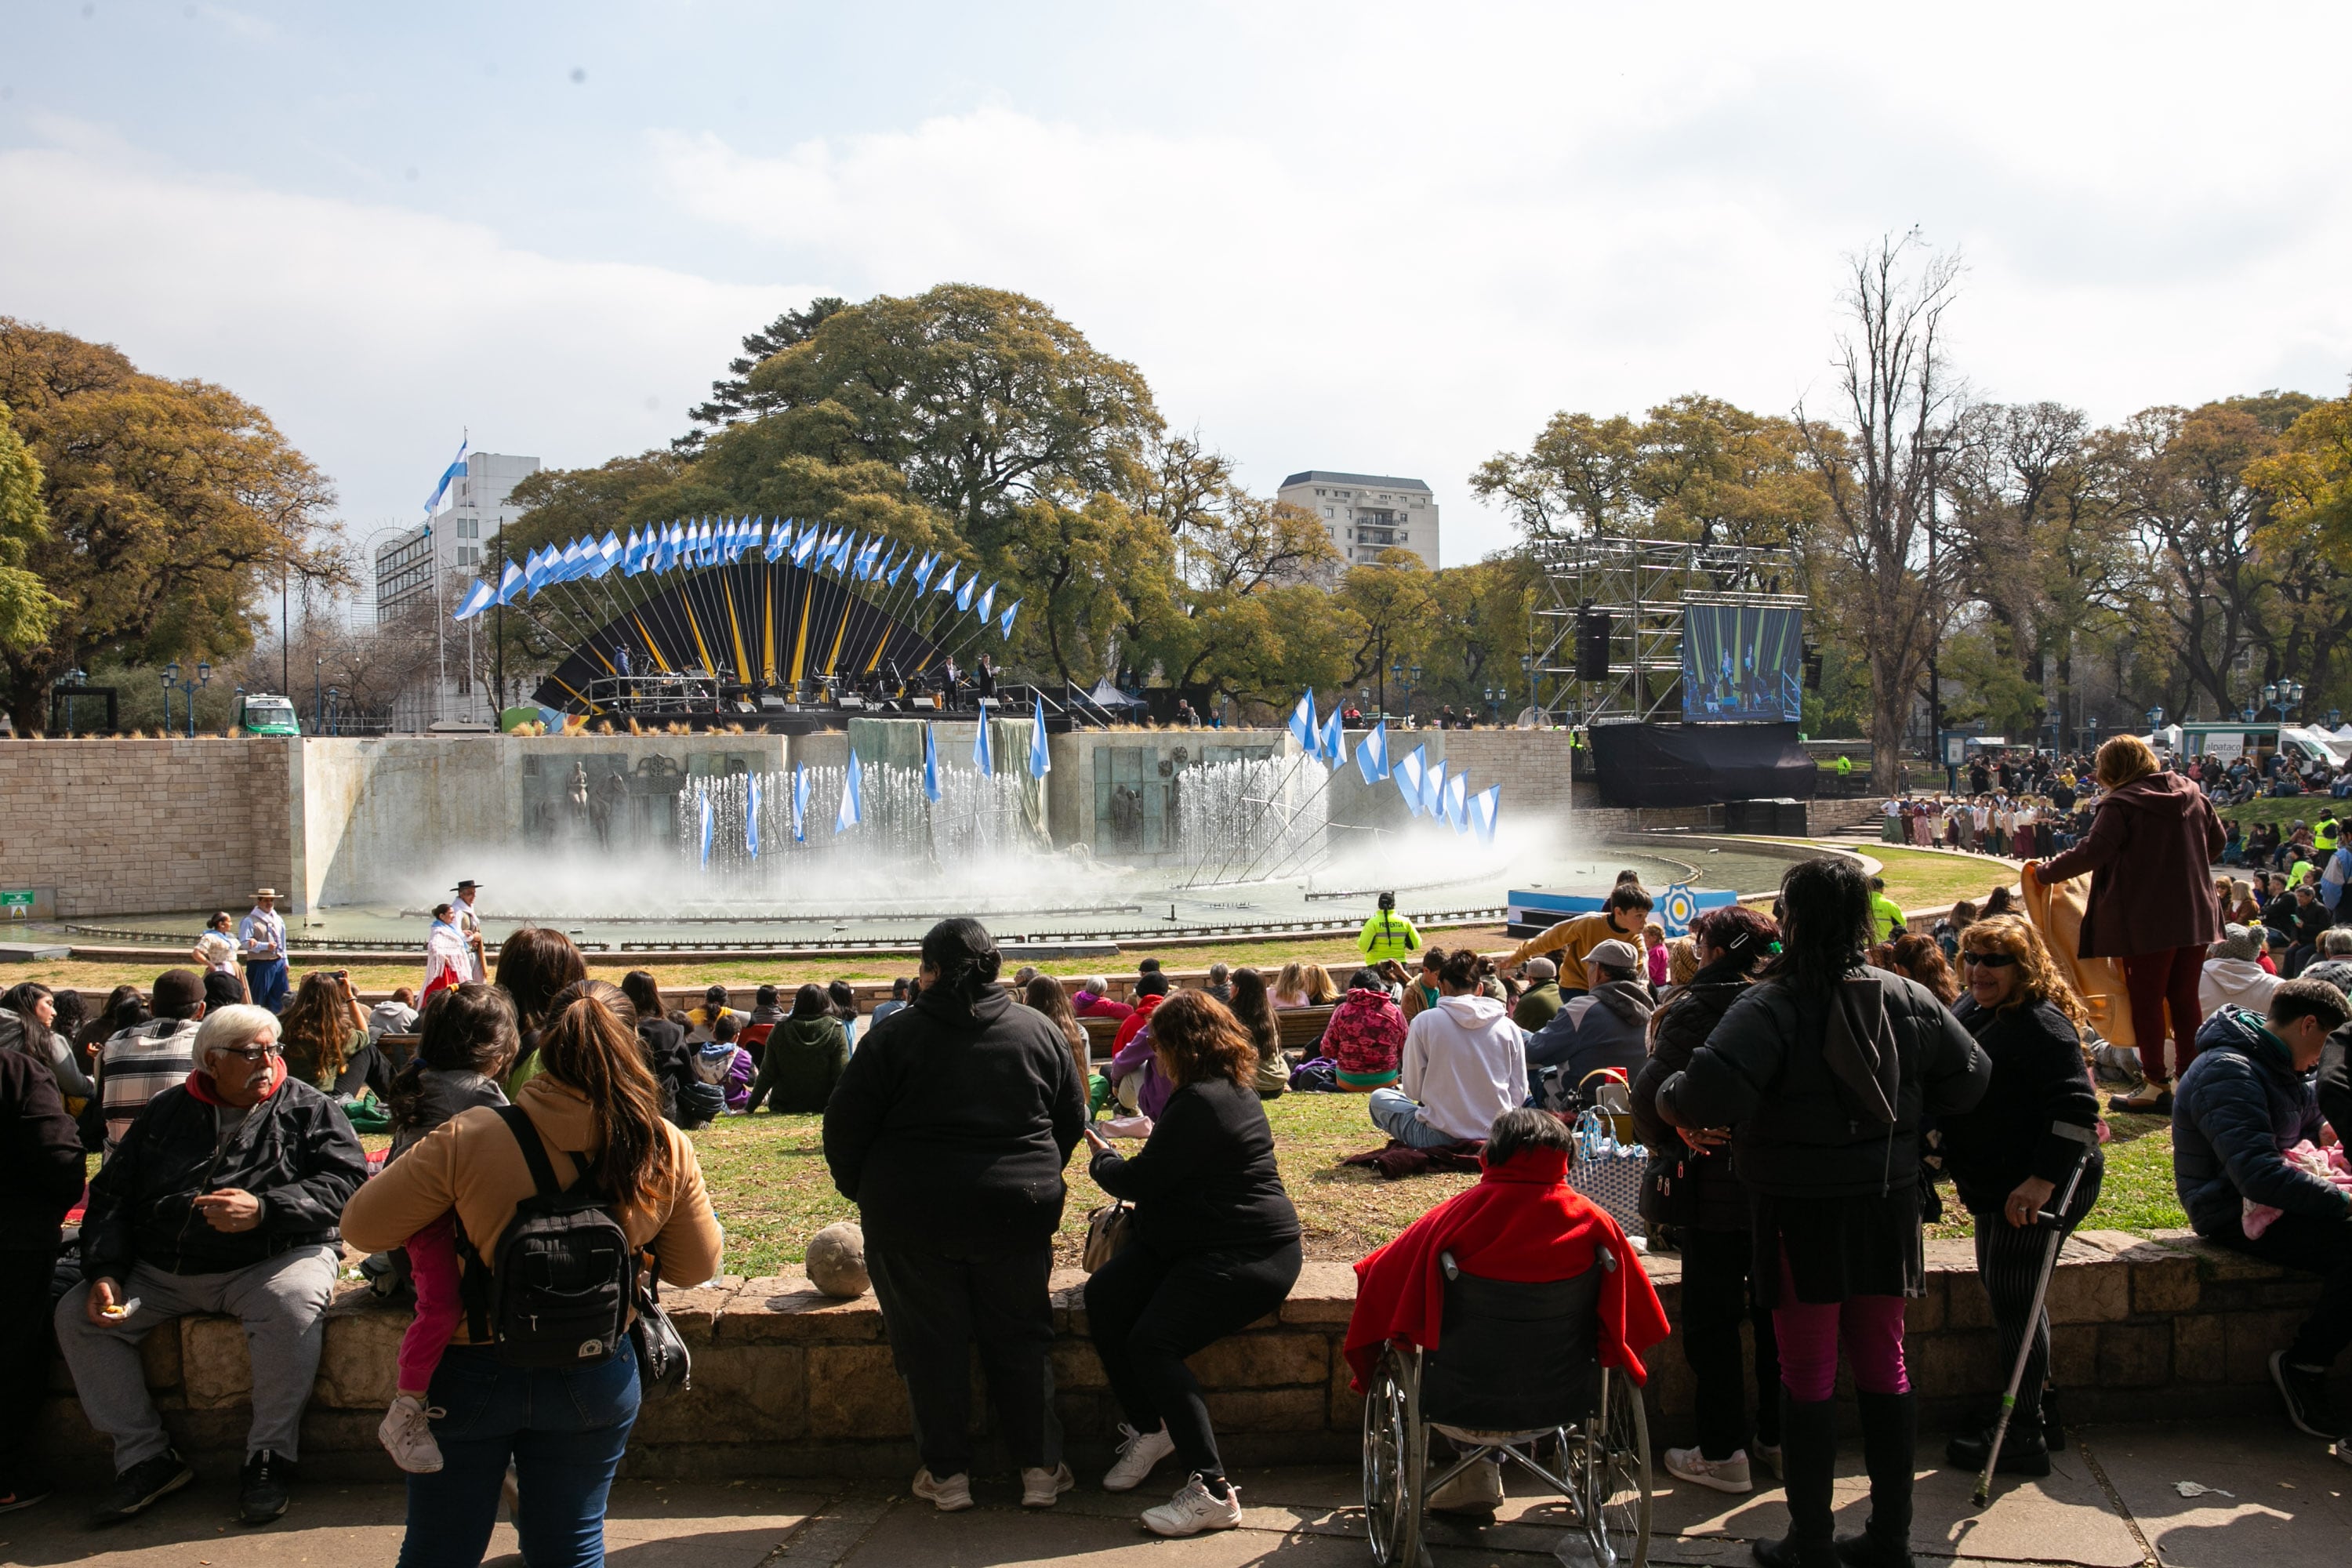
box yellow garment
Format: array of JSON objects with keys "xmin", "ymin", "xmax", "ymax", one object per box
[
  {"xmin": 1501, "ymin": 911, "xmax": 1633, "ymax": 992},
  {"xmin": 2018, "ymin": 858, "xmax": 2135, "ymax": 1050}
]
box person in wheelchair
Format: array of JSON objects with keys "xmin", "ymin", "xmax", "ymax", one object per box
[{"xmin": 1345, "ymin": 1109, "xmax": 1669, "ymax": 1524}]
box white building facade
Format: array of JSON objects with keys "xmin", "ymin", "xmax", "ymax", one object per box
[
  {"xmin": 374, "ymin": 452, "xmax": 541, "ymax": 729},
  {"xmin": 1276, "ymin": 470, "xmax": 1440, "ymax": 578}
]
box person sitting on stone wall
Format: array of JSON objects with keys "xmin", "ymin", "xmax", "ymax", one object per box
[
  {"xmin": 2172, "ymin": 978, "xmax": 2352, "ymax": 1451},
  {"xmin": 55, "ymin": 1003, "xmax": 368, "ymax": 1527},
  {"xmin": 93, "ymin": 968, "xmax": 209, "ymax": 1157}
]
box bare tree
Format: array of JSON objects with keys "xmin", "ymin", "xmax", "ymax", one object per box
[{"xmin": 1795, "ymin": 233, "xmax": 1968, "ymax": 789}]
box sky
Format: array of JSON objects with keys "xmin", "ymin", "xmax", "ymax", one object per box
[{"xmin": 4, "ymin": 0, "xmax": 2350, "ymax": 569}]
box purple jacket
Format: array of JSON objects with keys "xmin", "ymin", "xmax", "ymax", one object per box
[
  {"xmin": 1108, "ymin": 1024, "xmax": 1172, "ymax": 1120},
  {"xmin": 723, "ymin": 1047, "xmax": 755, "ymax": 1111}
]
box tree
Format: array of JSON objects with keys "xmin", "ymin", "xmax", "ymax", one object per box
[
  {"xmin": 1791, "ymin": 234, "xmax": 1967, "ymax": 789},
  {"xmin": 0, "ymin": 319, "xmax": 346, "ymax": 731},
  {"xmin": 1337, "ymin": 551, "xmax": 1439, "ymax": 712},
  {"xmin": 743, "ymin": 284, "xmax": 1160, "ymax": 542},
  {"xmin": 1131, "ymin": 492, "xmax": 1342, "ymax": 704},
  {"xmin": 677, "ymin": 296, "xmax": 850, "ymax": 452},
  {"xmin": 0, "ymin": 401, "xmax": 64, "ymax": 654}
]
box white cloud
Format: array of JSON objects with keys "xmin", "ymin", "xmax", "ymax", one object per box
[
  {"xmin": 650, "ymin": 85, "xmax": 2352, "ymax": 561},
  {"xmin": 0, "ymin": 130, "xmax": 803, "ymax": 546}
]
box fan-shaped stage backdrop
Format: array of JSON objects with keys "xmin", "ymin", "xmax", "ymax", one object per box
[{"xmin": 533, "ymin": 554, "xmax": 943, "ymax": 717}]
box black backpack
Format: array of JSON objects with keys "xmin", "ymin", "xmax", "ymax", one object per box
[{"xmin": 458, "ymin": 1105, "xmax": 637, "ymax": 1368}]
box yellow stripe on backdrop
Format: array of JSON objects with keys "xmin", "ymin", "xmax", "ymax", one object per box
[
  {"xmin": 633, "ymin": 615, "xmax": 673, "ymax": 673},
  {"xmin": 724, "ymin": 579, "xmax": 751, "ymax": 682},
  {"xmin": 789, "ymin": 579, "xmax": 814, "ymax": 684}
]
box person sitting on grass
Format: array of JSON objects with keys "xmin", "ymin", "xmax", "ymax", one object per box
[
  {"xmin": 745, "ymin": 984, "xmax": 851, "ymax": 1116},
  {"xmin": 1512, "ymin": 956, "xmax": 1563, "ymax": 1031},
  {"xmin": 1107, "ymin": 971, "xmax": 1174, "ymax": 1117},
  {"xmin": 1323, "ymin": 968, "xmax": 1410, "ymax": 1093},
  {"xmin": 2172, "ymin": 976, "xmax": 2352, "ymax": 1450},
  {"xmin": 1369, "ymin": 951, "xmax": 1523, "ymax": 1152},
  {"xmin": 1342, "ymin": 1107, "xmax": 1670, "ymax": 1514},
  {"xmin": 1523, "ymin": 938, "xmax": 1653, "ymax": 1093}
]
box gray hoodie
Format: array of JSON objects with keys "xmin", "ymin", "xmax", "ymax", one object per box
[{"xmin": 0, "ymin": 1010, "xmax": 96, "ymax": 1102}]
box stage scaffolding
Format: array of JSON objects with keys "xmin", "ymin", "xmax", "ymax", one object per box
[{"xmin": 1530, "ymin": 535, "xmax": 1806, "ymax": 724}]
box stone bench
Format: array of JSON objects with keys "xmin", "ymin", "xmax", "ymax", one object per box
[{"xmin": 38, "ymin": 1231, "xmax": 2347, "ymax": 1482}]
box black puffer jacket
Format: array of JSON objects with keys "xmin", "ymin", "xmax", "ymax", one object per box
[
  {"xmin": 1631, "ymin": 965, "xmax": 1755, "ymax": 1231},
  {"xmin": 82, "ymin": 1075, "xmax": 368, "ymax": 1279},
  {"xmin": 1941, "ymin": 997, "xmax": 2102, "ymax": 1215},
  {"xmin": 0, "ymin": 1050, "xmax": 86, "ymax": 1250},
  {"xmin": 1659, "ymin": 967, "xmax": 1991, "ymax": 1200},
  {"xmin": 822, "ymin": 984, "xmax": 1086, "ymax": 1253}
]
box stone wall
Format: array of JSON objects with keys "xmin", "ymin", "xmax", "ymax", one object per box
[
  {"xmin": 38, "ymin": 1232, "xmax": 2344, "ymax": 1482},
  {"xmin": 0, "ymin": 737, "xmax": 303, "ymax": 917}
]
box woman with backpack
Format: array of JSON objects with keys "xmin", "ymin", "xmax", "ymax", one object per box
[
  {"xmin": 1658, "ymin": 859, "xmax": 1991, "ymax": 1568},
  {"xmin": 343, "ymin": 980, "xmax": 721, "ymax": 1568}
]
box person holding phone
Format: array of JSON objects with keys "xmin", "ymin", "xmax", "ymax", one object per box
[{"xmin": 1082, "ymin": 992, "xmax": 1301, "ymax": 1537}]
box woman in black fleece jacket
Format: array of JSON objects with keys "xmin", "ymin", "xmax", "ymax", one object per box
[
  {"xmin": 1938, "ymin": 914, "xmax": 2103, "ymax": 1479},
  {"xmin": 1083, "ymin": 990, "xmax": 1301, "ymax": 1537},
  {"xmin": 1630, "ymin": 903, "xmax": 1784, "ymax": 1496}
]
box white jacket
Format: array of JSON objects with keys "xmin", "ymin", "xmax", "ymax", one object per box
[
  {"xmin": 1399, "ymin": 993, "xmax": 1526, "ymax": 1142},
  {"xmin": 2198, "ymin": 957, "xmax": 2279, "ymax": 1023}
]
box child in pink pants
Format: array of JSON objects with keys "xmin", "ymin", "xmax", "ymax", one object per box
[{"xmin": 376, "ymin": 986, "xmax": 514, "ymax": 1474}]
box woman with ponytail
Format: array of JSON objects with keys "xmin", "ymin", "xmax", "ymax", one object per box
[
  {"xmin": 343, "ymin": 980, "xmax": 721, "ymax": 1568},
  {"xmin": 822, "ymin": 918, "xmax": 1089, "ymax": 1515}
]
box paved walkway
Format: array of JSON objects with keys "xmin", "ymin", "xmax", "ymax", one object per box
[{"xmin": 2, "ymin": 1420, "xmax": 2342, "ymax": 1567}]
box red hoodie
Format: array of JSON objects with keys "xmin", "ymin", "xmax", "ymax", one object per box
[{"xmin": 1344, "ymin": 1143, "xmax": 1668, "ymax": 1391}]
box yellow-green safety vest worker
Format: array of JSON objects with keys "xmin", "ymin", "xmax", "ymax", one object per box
[
  {"xmin": 1835, "ymin": 754, "xmax": 1853, "ymax": 777},
  {"xmin": 1358, "ymin": 895, "xmax": 1421, "ymax": 962},
  {"xmin": 2318, "ymin": 818, "xmax": 2340, "ymax": 855},
  {"xmin": 1868, "ymin": 879, "xmax": 1905, "ymax": 941}
]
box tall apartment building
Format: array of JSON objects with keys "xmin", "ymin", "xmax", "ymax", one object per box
[
  {"xmin": 374, "ymin": 452, "xmax": 541, "ymax": 728},
  {"xmin": 1276, "ymin": 470, "xmax": 1439, "ymax": 578}
]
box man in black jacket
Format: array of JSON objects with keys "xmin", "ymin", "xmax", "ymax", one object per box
[
  {"xmin": 54, "ymin": 1004, "xmax": 366, "ymax": 1529},
  {"xmin": 823, "ymin": 918, "xmax": 1086, "ymax": 1513},
  {"xmin": 0, "ymin": 1045, "xmax": 88, "ymax": 1514}
]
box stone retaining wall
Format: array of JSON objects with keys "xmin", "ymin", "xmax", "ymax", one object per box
[{"xmin": 37, "ymin": 1232, "xmax": 2343, "ymax": 1482}]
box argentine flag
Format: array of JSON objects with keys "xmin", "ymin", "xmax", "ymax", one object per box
[
  {"xmin": 836, "ymin": 750, "xmax": 864, "ymax": 833},
  {"xmin": 746, "ymin": 775, "xmax": 763, "ymax": 858},
  {"xmin": 973, "ymin": 711, "xmax": 995, "ymax": 776},
  {"xmin": 1469, "ymin": 785, "xmax": 1501, "ymax": 845},
  {"xmin": 1288, "ymin": 691, "xmax": 1317, "ymax": 752},
  {"xmin": 1029, "ymin": 697, "xmax": 1051, "ymax": 779},
  {"xmin": 924, "ymin": 724, "xmax": 942, "ymax": 803},
  {"xmin": 1355, "ymin": 721, "xmax": 1389, "ymax": 784},
  {"xmin": 1394, "ymin": 745, "xmax": 1427, "ymax": 815},
  {"xmin": 999, "ymin": 598, "xmax": 1022, "ymax": 640}
]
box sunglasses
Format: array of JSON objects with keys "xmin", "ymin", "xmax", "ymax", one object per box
[{"xmin": 1960, "ymin": 951, "xmax": 2020, "ymax": 968}]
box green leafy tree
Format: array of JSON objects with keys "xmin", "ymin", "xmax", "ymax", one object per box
[
  {"xmin": 0, "ymin": 401, "xmax": 64, "ymax": 655},
  {"xmin": 677, "ymin": 296, "xmax": 850, "ymax": 452},
  {"xmin": 0, "ymin": 319, "xmax": 344, "ymax": 731}
]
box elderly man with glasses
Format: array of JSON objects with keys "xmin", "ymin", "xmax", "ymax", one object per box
[{"xmin": 54, "ymin": 1004, "xmax": 367, "ymax": 1529}]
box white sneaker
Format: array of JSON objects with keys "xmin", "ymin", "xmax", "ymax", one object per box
[
  {"xmin": 1102, "ymin": 1423, "xmax": 1177, "ymax": 1492},
  {"xmin": 377, "ymin": 1394, "xmax": 445, "ymax": 1475},
  {"xmin": 1141, "ymin": 1474, "xmax": 1243, "ymax": 1537},
  {"xmin": 1425, "ymin": 1457, "xmax": 1504, "ymax": 1513},
  {"xmin": 1022, "ymin": 1463, "xmax": 1075, "ymax": 1508},
  {"xmin": 1663, "ymin": 1446, "xmax": 1753, "ymax": 1494},
  {"xmin": 911, "ymin": 1468, "xmax": 973, "ymax": 1512}
]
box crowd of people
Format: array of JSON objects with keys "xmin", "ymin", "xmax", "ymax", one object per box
[{"xmin": 3, "ymin": 735, "xmax": 2351, "ymax": 1565}]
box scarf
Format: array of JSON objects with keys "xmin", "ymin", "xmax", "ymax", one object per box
[
  {"xmin": 1344, "ymin": 1145, "xmax": 1669, "ymax": 1391},
  {"xmin": 184, "ymin": 1054, "xmax": 288, "ymax": 1106}
]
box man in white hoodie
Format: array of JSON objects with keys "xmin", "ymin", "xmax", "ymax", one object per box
[
  {"xmin": 1369, "ymin": 951, "xmax": 1525, "ymax": 1149},
  {"xmin": 2198, "ymin": 924, "xmax": 2281, "ymax": 1024}
]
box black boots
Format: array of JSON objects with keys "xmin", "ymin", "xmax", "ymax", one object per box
[
  {"xmin": 1835, "ymin": 1391, "xmax": 1916, "ymax": 1568},
  {"xmin": 1753, "ymin": 1393, "xmax": 1839, "ymax": 1568}
]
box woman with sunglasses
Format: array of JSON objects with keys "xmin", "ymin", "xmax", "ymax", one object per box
[{"xmin": 1936, "ymin": 914, "xmax": 2103, "ymax": 1479}]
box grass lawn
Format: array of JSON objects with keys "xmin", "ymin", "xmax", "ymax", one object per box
[
  {"xmin": 1751, "ymin": 842, "xmax": 2020, "ymax": 918},
  {"xmin": 683, "ymin": 1094, "xmax": 2185, "ymax": 1277},
  {"xmin": 2216, "ymin": 797, "xmax": 2346, "ymax": 829}
]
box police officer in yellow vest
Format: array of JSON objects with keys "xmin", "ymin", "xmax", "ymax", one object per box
[
  {"xmin": 1357, "ymin": 891, "xmax": 1421, "ymax": 963},
  {"xmin": 2317, "ymin": 817, "xmax": 2339, "ymax": 856}
]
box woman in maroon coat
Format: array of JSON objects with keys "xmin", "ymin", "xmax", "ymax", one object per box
[{"xmin": 2031, "ymin": 734, "xmax": 2225, "ymax": 1112}]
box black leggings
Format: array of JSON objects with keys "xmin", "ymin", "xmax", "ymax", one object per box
[
  {"xmin": 1969, "ymin": 1163, "xmax": 2101, "ymax": 1424},
  {"xmin": 1084, "ymin": 1239, "xmax": 1303, "ymax": 1479},
  {"xmin": 1678, "ymin": 1225, "xmax": 1781, "ymax": 1460}
]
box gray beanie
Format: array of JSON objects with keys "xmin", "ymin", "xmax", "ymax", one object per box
[{"xmin": 2209, "ymin": 924, "xmax": 2260, "ymax": 964}]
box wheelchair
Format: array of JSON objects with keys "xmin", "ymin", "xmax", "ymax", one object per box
[{"xmin": 1361, "ymin": 1247, "xmax": 1652, "ymax": 1567}]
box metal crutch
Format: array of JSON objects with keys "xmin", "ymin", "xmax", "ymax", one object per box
[{"xmin": 1973, "ymin": 1127, "xmax": 2097, "ymax": 1508}]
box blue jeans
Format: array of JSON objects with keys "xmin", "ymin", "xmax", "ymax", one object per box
[
  {"xmin": 396, "ymin": 1345, "xmax": 641, "ymax": 1568},
  {"xmin": 1368, "ymin": 1087, "xmax": 1465, "ymax": 1149},
  {"xmin": 245, "ymin": 957, "xmax": 289, "ymax": 1012}
]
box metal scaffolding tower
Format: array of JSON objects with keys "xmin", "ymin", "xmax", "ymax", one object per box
[{"xmin": 1529, "ymin": 535, "xmax": 1805, "ymax": 724}]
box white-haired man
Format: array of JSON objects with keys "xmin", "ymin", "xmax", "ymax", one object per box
[{"xmin": 56, "ymin": 1004, "xmax": 366, "ymax": 1529}]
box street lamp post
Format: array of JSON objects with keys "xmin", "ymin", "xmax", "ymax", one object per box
[
  {"xmin": 160, "ymin": 664, "xmax": 175, "ymax": 735},
  {"xmin": 194, "ymin": 661, "xmax": 209, "ymax": 739}
]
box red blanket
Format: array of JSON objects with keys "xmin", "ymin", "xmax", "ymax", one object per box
[{"xmin": 1344, "ymin": 1145, "xmax": 1670, "ymax": 1392}]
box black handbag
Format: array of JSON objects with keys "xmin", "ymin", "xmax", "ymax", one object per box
[{"xmin": 630, "ymin": 1270, "xmax": 691, "ymax": 1401}]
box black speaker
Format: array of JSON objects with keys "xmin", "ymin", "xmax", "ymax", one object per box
[
  {"xmin": 1803, "ymin": 644, "xmax": 1824, "ymax": 691},
  {"xmin": 1574, "ymin": 609, "xmax": 1611, "ymax": 681}
]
